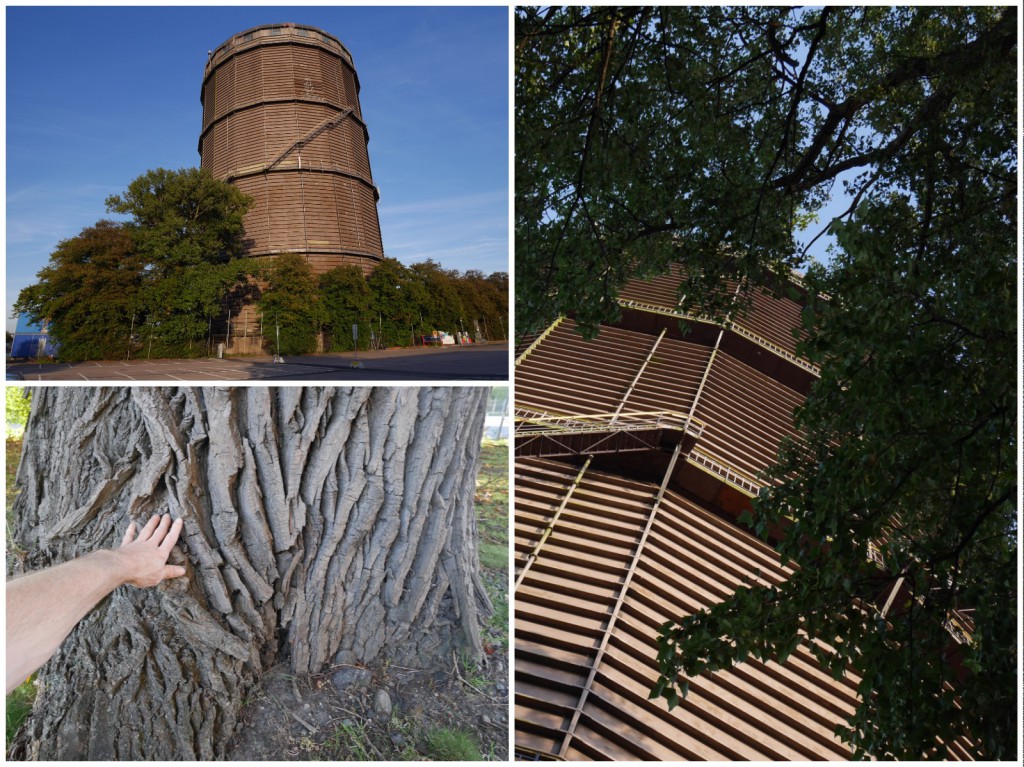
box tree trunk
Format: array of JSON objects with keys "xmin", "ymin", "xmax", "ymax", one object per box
[{"xmin": 8, "ymin": 386, "xmax": 492, "ymax": 760}]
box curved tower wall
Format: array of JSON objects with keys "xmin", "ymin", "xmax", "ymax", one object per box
[{"xmin": 200, "ymin": 23, "xmax": 383, "ymax": 274}]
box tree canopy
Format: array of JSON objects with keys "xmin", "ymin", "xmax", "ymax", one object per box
[
  {"xmin": 15, "ymin": 167, "xmax": 253, "ymax": 359},
  {"xmin": 15, "ymin": 166, "xmax": 508, "ymax": 360},
  {"xmin": 14, "ymin": 220, "xmax": 142, "ymax": 361},
  {"xmin": 105, "ymin": 166, "xmax": 251, "ymax": 272},
  {"xmin": 319, "ymin": 265, "xmax": 373, "ymax": 352},
  {"xmin": 258, "ymin": 253, "xmax": 323, "ymax": 355},
  {"xmin": 517, "ymin": 6, "xmax": 1017, "ymax": 759},
  {"xmin": 516, "ymin": 6, "xmax": 1016, "ymax": 335}
]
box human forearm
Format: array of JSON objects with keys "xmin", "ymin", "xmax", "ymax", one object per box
[
  {"xmin": 5, "ymin": 514, "xmax": 185, "ymax": 694},
  {"xmin": 6, "ymin": 550, "xmax": 125, "ymax": 693}
]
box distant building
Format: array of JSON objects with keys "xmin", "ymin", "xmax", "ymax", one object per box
[
  {"xmin": 485, "ymin": 386, "xmax": 509, "ymax": 439},
  {"xmin": 10, "ymin": 315, "xmax": 57, "ymax": 359}
]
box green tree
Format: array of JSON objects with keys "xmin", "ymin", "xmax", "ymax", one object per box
[
  {"xmin": 454, "ymin": 270, "xmax": 508, "ymax": 342},
  {"xmin": 409, "ymin": 260, "xmax": 464, "ymax": 336},
  {"xmin": 106, "ymin": 167, "xmax": 252, "ymax": 356},
  {"xmin": 14, "ymin": 221, "xmax": 143, "ymax": 361},
  {"xmin": 258, "ymin": 253, "xmax": 323, "ymax": 356},
  {"xmin": 6, "ymin": 387, "xmax": 31, "ymax": 441},
  {"xmin": 518, "ymin": 6, "xmax": 1016, "ymax": 759},
  {"xmin": 516, "ymin": 6, "xmax": 1016, "ymax": 337},
  {"xmin": 655, "ymin": 202, "xmax": 1016, "ymax": 759},
  {"xmin": 367, "ymin": 258, "xmax": 427, "ymax": 347},
  {"xmin": 105, "ymin": 167, "xmax": 251, "ymax": 272},
  {"xmin": 318, "ymin": 265, "xmax": 373, "ymax": 351}
]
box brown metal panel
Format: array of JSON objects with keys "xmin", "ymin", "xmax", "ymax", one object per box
[
  {"xmin": 515, "ymin": 282, "xmax": 890, "ymax": 761},
  {"xmin": 690, "ymin": 349, "xmax": 805, "ymax": 481},
  {"xmin": 513, "ymin": 464, "xmax": 860, "ymax": 761}
]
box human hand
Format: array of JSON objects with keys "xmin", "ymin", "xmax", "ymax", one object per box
[{"xmin": 112, "ymin": 514, "xmax": 187, "ymax": 587}]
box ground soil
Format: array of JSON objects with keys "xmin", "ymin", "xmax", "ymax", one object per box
[
  {"xmin": 227, "ymin": 639, "xmax": 509, "ymax": 760},
  {"xmin": 227, "ymin": 441, "xmax": 510, "ymax": 761}
]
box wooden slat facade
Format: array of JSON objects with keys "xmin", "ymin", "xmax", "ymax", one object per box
[
  {"xmin": 514, "ymin": 270, "xmax": 976, "ymax": 760},
  {"xmin": 200, "ymin": 23, "xmax": 383, "ymax": 272},
  {"xmin": 515, "ymin": 461, "xmax": 861, "ymax": 761}
]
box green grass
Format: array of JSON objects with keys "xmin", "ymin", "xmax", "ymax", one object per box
[
  {"xmin": 7, "ymin": 439, "xmax": 22, "ymax": 525},
  {"xmin": 487, "ymin": 585, "xmax": 509, "ymax": 645},
  {"xmin": 476, "ymin": 440, "xmax": 508, "ymax": 652},
  {"xmin": 6, "ymin": 679, "xmax": 36, "ymax": 747},
  {"xmin": 319, "ymin": 720, "xmax": 373, "ymax": 761},
  {"xmin": 475, "ymin": 440, "xmax": 509, "ymax": 550},
  {"xmin": 424, "ymin": 727, "xmax": 483, "ymax": 761},
  {"xmin": 478, "ymin": 542, "xmax": 507, "ymax": 571},
  {"xmin": 316, "ymin": 717, "xmax": 484, "ymax": 761}
]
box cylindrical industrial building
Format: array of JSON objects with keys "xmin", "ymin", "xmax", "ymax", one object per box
[{"xmin": 200, "ymin": 23, "xmax": 384, "ymax": 274}]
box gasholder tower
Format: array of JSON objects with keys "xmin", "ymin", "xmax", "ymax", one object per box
[{"xmin": 200, "ymin": 23, "xmax": 384, "ymax": 274}]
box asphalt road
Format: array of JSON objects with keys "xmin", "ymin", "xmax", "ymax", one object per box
[{"xmin": 7, "ymin": 343, "xmax": 509, "ymax": 383}]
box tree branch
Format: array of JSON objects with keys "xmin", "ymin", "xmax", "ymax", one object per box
[{"xmin": 771, "ymin": 7, "xmax": 1016, "ymax": 194}]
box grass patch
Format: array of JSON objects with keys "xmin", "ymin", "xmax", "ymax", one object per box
[
  {"xmin": 476, "ymin": 439, "xmax": 508, "ymax": 652},
  {"xmin": 6, "ymin": 679, "xmax": 36, "ymax": 748},
  {"xmin": 314, "ymin": 716, "xmax": 484, "ymax": 761},
  {"xmin": 487, "ymin": 585, "xmax": 509, "ymax": 646},
  {"xmin": 424, "ymin": 726, "xmax": 483, "ymax": 760},
  {"xmin": 319, "ymin": 720, "xmax": 374, "ymax": 761},
  {"xmin": 7, "ymin": 439, "xmax": 22, "ymax": 523},
  {"xmin": 478, "ymin": 542, "xmax": 507, "ymax": 571},
  {"xmin": 475, "ymin": 440, "xmax": 508, "ymax": 550}
]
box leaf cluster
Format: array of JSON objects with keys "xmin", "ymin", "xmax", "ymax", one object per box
[
  {"xmin": 16, "ymin": 167, "xmax": 253, "ymax": 360},
  {"xmin": 656, "ymin": 192, "xmax": 1016, "ymax": 758},
  {"xmin": 645, "ymin": 8, "xmax": 1016, "ymax": 756},
  {"xmin": 515, "ymin": 6, "xmax": 1015, "ymax": 338}
]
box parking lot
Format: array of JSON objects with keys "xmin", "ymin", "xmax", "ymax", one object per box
[{"xmin": 7, "ymin": 343, "xmax": 509, "ymax": 382}]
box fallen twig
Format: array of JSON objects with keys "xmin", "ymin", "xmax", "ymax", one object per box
[
  {"xmin": 265, "ymin": 690, "xmax": 318, "ymax": 735},
  {"xmin": 452, "ymin": 650, "xmax": 488, "ymax": 697}
]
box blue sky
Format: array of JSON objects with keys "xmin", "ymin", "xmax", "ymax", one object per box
[{"xmin": 6, "ymin": 6, "xmax": 509, "ymax": 331}]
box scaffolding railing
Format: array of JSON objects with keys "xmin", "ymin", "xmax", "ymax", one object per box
[
  {"xmin": 616, "ymin": 297, "xmax": 820, "ymax": 376},
  {"xmin": 686, "ymin": 447, "xmax": 762, "ymax": 496},
  {"xmin": 515, "ymin": 316, "xmax": 565, "ymax": 367},
  {"xmin": 515, "ymin": 407, "xmax": 704, "ymax": 459},
  {"xmin": 515, "ymin": 407, "xmax": 703, "ymax": 437}
]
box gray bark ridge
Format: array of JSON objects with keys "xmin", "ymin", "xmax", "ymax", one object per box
[{"xmin": 9, "ymin": 386, "xmax": 493, "ymax": 760}]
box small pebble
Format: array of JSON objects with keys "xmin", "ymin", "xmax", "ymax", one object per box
[{"xmin": 374, "ymin": 689, "xmax": 393, "ymax": 717}]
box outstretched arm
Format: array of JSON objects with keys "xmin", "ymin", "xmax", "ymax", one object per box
[{"xmin": 6, "ymin": 514, "xmax": 186, "ymax": 694}]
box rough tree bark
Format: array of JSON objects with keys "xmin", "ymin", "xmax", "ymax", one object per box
[{"xmin": 8, "ymin": 386, "xmax": 492, "ymax": 760}]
